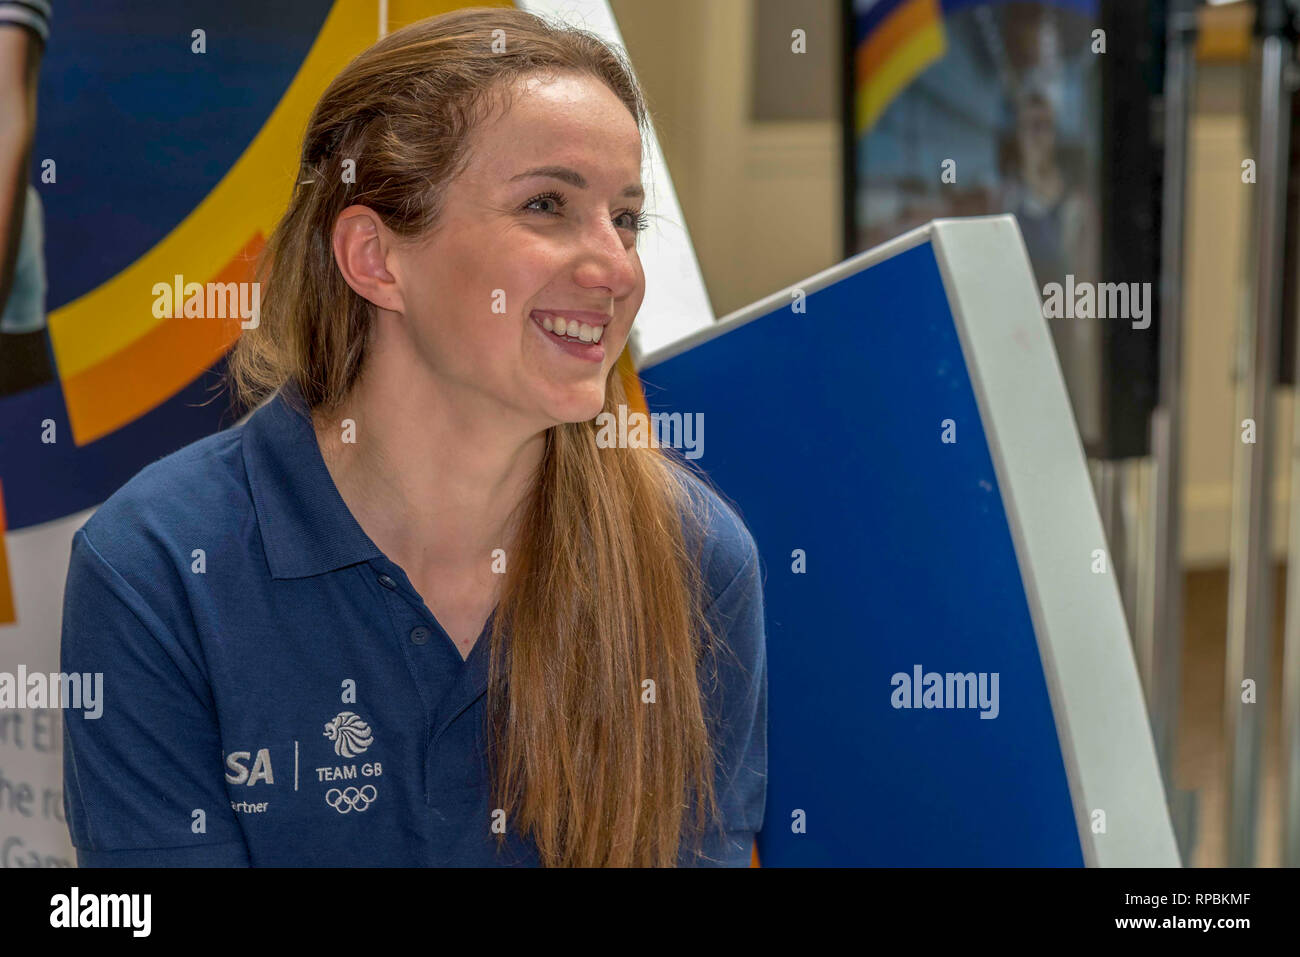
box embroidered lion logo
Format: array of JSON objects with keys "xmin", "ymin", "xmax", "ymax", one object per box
[{"xmin": 323, "ymin": 711, "xmax": 374, "ymax": 758}]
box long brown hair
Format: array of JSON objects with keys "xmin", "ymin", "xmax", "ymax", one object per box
[{"xmin": 225, "ymin": 6, "xmax": 731, "ymax": 866}]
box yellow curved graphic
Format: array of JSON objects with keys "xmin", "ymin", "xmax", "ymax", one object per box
[
  {"xmin": 46, "ymin": 0, "xmax": 497, "ymax": 445},
  {"xmin": 856, "ymin": 0, "xmax": 946, "ymax": 136}
]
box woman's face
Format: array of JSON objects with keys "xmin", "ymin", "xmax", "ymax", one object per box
[{"xmin": 382, "ymin": 71, "xmax": 646, "ymax": 429}]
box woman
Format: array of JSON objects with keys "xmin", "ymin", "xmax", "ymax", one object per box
[{"xmin": 60, "ymin": 8, "xmax": 766, "ymax": 867}]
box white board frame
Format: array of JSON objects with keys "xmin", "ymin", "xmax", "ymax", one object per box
[{"xmin": 641, "ymin": 214, "xmax": 1181, "ymax": 867}]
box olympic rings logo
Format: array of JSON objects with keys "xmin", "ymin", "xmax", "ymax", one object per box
[{"xmin": 325, "ymin": 785, "xmax": 378, "ymax": 813}]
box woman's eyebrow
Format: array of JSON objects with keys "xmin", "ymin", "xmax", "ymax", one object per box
[{"xmin": 509, "ymin": 165, "xmax": 644, "ymax": 200}]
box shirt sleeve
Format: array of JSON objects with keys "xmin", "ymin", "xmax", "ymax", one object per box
[
  {"xmin": 61, "ymin": 527, "xmax": 251, "ymax": 867},
  {"xmin": 0, "ymin": 0, "xmax": 51, "ymax": 47},
  {"xmin": 685, "ymin": 534, "xmax": 768, "ymax": 867}
]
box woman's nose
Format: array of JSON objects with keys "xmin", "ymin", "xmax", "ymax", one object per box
[{"xmin": 572, "ymin": 219, "xmax": 640, "ymax": 299}]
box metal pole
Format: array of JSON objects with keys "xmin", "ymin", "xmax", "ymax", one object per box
[
  {"xmin": 1225, "ymin": 0, "xmax": 1296, "ymax": 868},
  {"xmin": 1286, "ymin": 409, "xmax": 1300, "ymax": 861},
  {"xmin": 1096, "ymin": 462, "xmax": 1132, "ymax": 635},
  {"xmin": 1279, "ymin": 6, "xmax": 1300, "ymax": 870},
  {"xmin": 1284, "ymin": 271, "xmax": 1300, "ymax": 863},
  {"xmin": 1135, "ymin": 458, "xmax": 1158, "ymax": 702},
  {"xmin": 1123, "ymin": 460, "xmax": 1147, "ymax": 678},
  {"xmin": 1149, "ymin": 0, "xmax": 1197, "ymax": 832}
]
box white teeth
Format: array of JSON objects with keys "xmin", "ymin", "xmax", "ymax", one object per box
[{"xmin": 537, "ymin": 312, "xmax": 605, "ymax": 345}]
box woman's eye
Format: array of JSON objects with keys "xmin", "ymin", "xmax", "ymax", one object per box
[
  {"xmin": 616, "ymin": 210, "xmax": 650, "ymax": 233},
  {"xmin": 522, "ymin": 192, "xmax": 647, "ymax": 234},
  {"xmin": 523, "ymin": 192, "xmax": 565, "ymax": 215}
]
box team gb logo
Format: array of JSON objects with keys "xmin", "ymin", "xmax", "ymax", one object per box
[{"xmin": 323, "ymin": 711, "xmax": 374, "ymax": 758}]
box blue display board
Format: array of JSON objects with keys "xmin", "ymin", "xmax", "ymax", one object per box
[{"xmin": 641, "ymin": 239, "xmax": 1084, "ymax": 865}]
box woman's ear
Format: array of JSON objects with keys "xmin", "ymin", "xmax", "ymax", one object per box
[{"xmin": 333, "ymin": 205, "xmax": 404, "ymax": 314}]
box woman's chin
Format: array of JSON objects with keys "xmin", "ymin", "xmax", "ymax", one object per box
[
  {"xmin": 525, "ymin": 382, "xmax": 600, "ymax": 426},
  {"xmin": 536, "ymin": 389, "xmax": 607, "ymax": 427}
]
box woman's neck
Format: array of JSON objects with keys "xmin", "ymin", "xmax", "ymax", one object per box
[{"xmin": 310, "ymin": 358, "xmax": 547, "ymax": 582}]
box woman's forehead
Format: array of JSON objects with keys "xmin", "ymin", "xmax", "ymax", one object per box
[
  {"xmin": 471, "ymin": 74, "xmax": 640, "ymax": 151},
  {"xmin": 466, "ymin": 123, "xmax": 642, "ymax": 188}
]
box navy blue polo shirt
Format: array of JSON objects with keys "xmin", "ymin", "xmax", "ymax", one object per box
[{"xmin": 60, "ymin": 382, "xmax": 767, "ymax": 866}]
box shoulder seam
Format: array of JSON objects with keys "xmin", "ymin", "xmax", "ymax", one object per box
[
  {"xmin": 71, "ymin": 526, "xmax": 215, "ymax": 707},
  {"xmin": 703, "ymin": 540, "xmax": 759, "ymax": 622}
]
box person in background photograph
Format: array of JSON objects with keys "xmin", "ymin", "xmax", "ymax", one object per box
[
  {"xmin": 0, "ymin": 0, "xmax": 51, "ymax": 394},
  {"xmin": 999, "ymin": 79, "xmax": 1100, "ymax": 290}
]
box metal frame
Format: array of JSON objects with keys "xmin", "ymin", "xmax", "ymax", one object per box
[
  {"xmin": 1148, "ymin": 0, "xmax": 1200, "ymax": 863},
  {"xmin": 1226, "ymin": 0, "xmax": 1297, "ymax": 868}
]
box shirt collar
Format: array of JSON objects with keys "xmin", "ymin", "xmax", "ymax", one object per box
[{"xmin": 242, "ymin": 378, "xmax": 384, "ymax": 579}]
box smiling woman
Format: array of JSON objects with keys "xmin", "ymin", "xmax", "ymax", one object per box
[{"xmin": 59, "ymin": 6, "xmax": 767, "ymax": 869}]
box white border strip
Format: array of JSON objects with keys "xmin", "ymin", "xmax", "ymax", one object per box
[
  {"xmin": 515, "ymin": 0, "xmax": 715, "ymax": 363},
  {"xmin": 640, "ymin": 217, "xmax": 937, "ymax": 370},
  {"xmin": 930, "ymin": 215, "xmax": 1179, "ymax": 866}
]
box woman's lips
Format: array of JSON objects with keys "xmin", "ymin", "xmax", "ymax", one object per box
[
  {"xmin": 530, "ymin": 309, "xmax": 612, "ymax": 327},
  {"xmin": 531, "ymin": 311, "xmax": 605, "ymax": 362}
]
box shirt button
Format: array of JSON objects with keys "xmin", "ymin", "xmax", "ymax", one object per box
[
  {"xmin": 410, "ymin": 626, "xmax": 430, "ymax": 645},
  {"xmin": 377, "ymin": 574, "xmax": 397, "ymax": 589}
]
